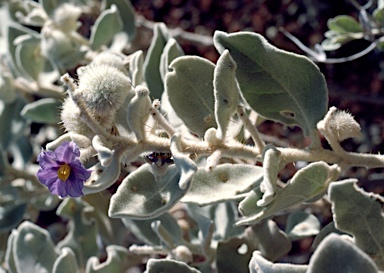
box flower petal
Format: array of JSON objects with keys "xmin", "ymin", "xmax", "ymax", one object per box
[
  {"xmin": 37, "ymin": 149, "xmax": 59, "ymax": 169},
  {"xmin": 55, "ymin": 141, "xmax": 80, "ymax": 163}
]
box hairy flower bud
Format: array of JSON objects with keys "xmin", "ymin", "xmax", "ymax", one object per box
[
  {"xmin": 75, "ymin": 64, "xmax": 132, "ymax": 126},
  {"xmin": 318, "ymin": 107, "xmax": 361, "ymax": 142},
  {"xmin": 127, "ymin": 85, "xmax": 151, "ymax": 141}
]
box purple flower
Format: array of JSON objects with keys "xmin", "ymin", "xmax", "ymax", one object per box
[{"xmin": 37, "ymin": 141, "xmax": 91, "ymax": 198}]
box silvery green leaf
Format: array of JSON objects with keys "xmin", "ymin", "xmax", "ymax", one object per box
[
  {"xmin": 307, "ymin": 234, "xmax": 378, "ymax": 273},
  {"xmin": 90, "ymin": 4, "xmax": 123, "ymax": 50},
  {"xmin": 170, "ymin": 134, "xmax": 197, "ymax": 190},
  {"xmin": 214, "ymin": 31, "xmax": 328, "ymax": 139},
  {"xmin": 213, "ymin": 49, "xmax": 240, "ymax": 141},
  {"xmin": 329, "ymin": 179, "xmax": 384, "ymax": 270},
  {"xmin": 216, "ymin": 236, "xmax": 254, "ymax": 273},
  {"xmin": 20, "ymin": 98, "xmax": 61, "ymax": 124},
  {"xmin": 53, "ymin": 247, "xmax": 79, "ymax": 273},
  {"xmin": 251, "ymin": 219, "xmax": 291, "ymax": 261},
  {"xmin": 238, "ymin": 162, "xmax": 340, "ymax": 226},
  {"xmin": 4, "ymin": 230, "xmax": 17, "ymax": 273},
  {"xmin": 31, "ymin": 194, "xmax": 60, "ymax": 211},
  {"xmin": 39, "ymin": 0, "xmax": 57, "ymax": 16},
  {"xmin": 13, "ymin": 221, "xmax": 58, "ymax": 273},
  {"xmin": 0, "ymin": 72, "xmax": 17, "ymax": 104},
  {"xmin": 0, "ymin": 203, "xmax": 27, "ymax": 233},
  {"xmin": 104, "ymin": 0, "xmax": 136, "ymax": 41},
  {"xmin": 285, "ymin": 211, "xmax": 320, "ymax": 240},
  {"xmin": 6, "ymin": 22, "xmax": 40, "ymax": 75},
  {"xmin": 83, "ymin": 151, "xmax": 121, "ymax": 194},
  {"xmin": 181, "ymin": 164, "xmax": 263, "ymax": 206},
  {"xmin": 109, "ymin": 164, "xmax": 189, "ymax": 219},
  {"xmin": 129, "ymin": 50, "xmax": 144, "ymax": 86},
  {"xmin": 144, "ymin": 23, "xmax": 169, "ymax": 99},
  {"xmin": 327, "ymin": 15, "xmax": 364, "ymax": 34},
  {"xmin": 86, "ymin": 245, "xmax": 128, "ymax": 273},
  {"xmin": 145, "ymin": 258, "xmax": 202, "ymax": 273},
  {"xmin": 122, "ymin": 212, "xmax": 182, "ymax": 246},
  {"xmin": 249, "ymin": 251, "xmax": 308, "ymax": 273},
  {"xmin": 166, "ymin": 56, "xmax": 216, "ymax": 137},
  {"xmin": 92, "ymin": 135, "xmax": 113, "ymax": 167},
  {"xmin": 160, "ymin": 38, "xmax": 184, "ymax": 81},
  {"xmin": 0, "ymin": 97, "xmax": 27, "ymax": 149},
  {"xmin": 15, "ymin": 35, "xmax": 45, "ymax": 81},
  {"xmin": 311, "ymin": 221, "xmax": 346, "ymax": 249},
  {"xmin": 57, "ymin": 198, "xmax": 98, "ymax": 268}
]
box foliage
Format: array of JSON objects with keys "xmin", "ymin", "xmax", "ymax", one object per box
[{"xmin": 0, "ymin": 0, "xmax": 384, "ymax": 272}]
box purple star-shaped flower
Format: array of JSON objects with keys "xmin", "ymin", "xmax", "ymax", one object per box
[{"xmin": 37, "ymin": 141, "xmax": 92, "ymax": 198}]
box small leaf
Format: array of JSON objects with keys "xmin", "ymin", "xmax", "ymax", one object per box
[
  {"xmin": 181, "ymin": 164, "xmax": 263, "ymax": 206},
  {"xmin": 53, "ymin": 247, "xmax": 79, "ymax": 273},
  {"xmin": 109, "ymin": 164, "xmax": 189, "ymax": 219},
  {"xmin": 285, "ymin": 211, "xmax": 320, "ymax": 240},
  {"xmin": 0, "ymin": 203, "xmax": 27, "ymax": 233},
  {"xmin": 329, "ymin": 179, "xmax": 384, "ymax": 270},
  {"xmin": 57, "ymin": 198, "xmax": 98, "ymax": 268},
  {"xmin": 20, "ymin": 98, "xmax": 61, "ymax": 124},
  {"xmin": 308, "ymin": 234, "xmax": 378, "ymax": 273},
  {"xmin": 90, "ymin": 4, "xmax": 123, "ymax": 50},
  {"xmin": 217, "ymin": 237, "xmax": 254, "ymax": 273},
  {"xmin": 214, "ymin": 31, "xmax": 328, "ymax": 138},
  {"xmin": 213, "ymin": 49, "xmax": 240, "ymax": 140},
  {"xmin": 83, "ymin": 151, "xmax": 121, "ymax": 194},
  {"xmin": 238, "ymin": 162, "xmax": 340, "ymax": 225},
  {"xmin": 160, "ymin": 38, "xmax": 184, "ymax": 81},
  {"xmin": 129, "ymin": 50, "xmax": 144, "ymax": 86},
  {"xmin": 312, "ymin": 221, "xmax": 346, "ymax": 249},
  {"xmin": 104, "ymin": 0, "xmax": 136, "ymax": 41},
  {"xmin": 15, "ymin": 35, "xmax": 45, "ymax": 81},
  {"xmin": 86, "ymin": 245, "xmax": 128, "ymax": 273},
  {"xmin": 249, "ymin": 251, "xmax": 308, "ymax": 273},
  {"xmin": 251, "ymin": 219, "xmax": 291, "ymax": 261},
  {"xmin": 145, "ymin": 258, "xmax": 202, "ymax": 273},
  {"xmin": 122, "ymin": 213, "xmax": 182, "ymax": 246},
  {"xmin": 166, "ymin": 56, "xmax": 216, "ymax": 137},
  {"xmin": 327, "ymin": 15, "xmax": 364, "ymax": 34},
  {"xmin": 144, "ymin": 23, "xmax": 169, "ymax": 99},
  {"xmin": 13, "ymin": 221, "xmax": 58, "ymax": 273}
]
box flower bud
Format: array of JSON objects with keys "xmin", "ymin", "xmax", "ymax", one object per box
[
  {"xmin": 75, "ymin": 63, "xmax": 132, "ymax": 126},
  {"xmin": 127, "ymin": 85, "xmax": 151, "ymax": 141}
]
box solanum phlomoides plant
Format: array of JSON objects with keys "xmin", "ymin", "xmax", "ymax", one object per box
[{"xmin": 1, "ymin": 1, "xmax": 384, "ymax": 272}]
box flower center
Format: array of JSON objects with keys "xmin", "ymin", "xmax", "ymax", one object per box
[{"xmin": 58, "ymin": 164, "xmax": 71, "ymax": 181}]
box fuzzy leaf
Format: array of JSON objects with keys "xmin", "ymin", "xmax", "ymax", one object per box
[
  {"xmin": 20, "ymin": 98, "xmax": 61, "ymax": 124},
  {"xmin": 249, "ymin": 251, "xmax": 308, "ymax": 273},
  {"xmin": 90, "ymin": 4, "xmax": 123, "ymax": 50},
  {"xmin": 57, "ymin": 198, "xmax": 98, "ymax": 268},
  {"xmin": 285, "ymin": 211, "xmax": 321, "ymax": 240},
  {"xmin": 15, "ymin": 35, "xmax": 45, "ymax": 81},
  {"xmin": 144, "ymin": 23, "xmax": 169, "ymax": 99},
  {"xmin": 86, "ymin": 245, "xmax": 128, "ymax": 273},
  {"xmin": 214, "ymin": 31, "xmax": 328, "ymax": 138},
  {"xmin": 104, "ymin": 0, "xmax": 136, "ymax": 40},
  {"xmin": 83, "ymin": 151, "xmax": 121, "ymax": 194},
  {"xmin": 160, "ymin": 38, "xmax": 184, "ymax": 81},
  {"xmin": 53, "ymin": 247, "xmax": 79, "ymax": 273},
  {"xmin": 182, "ymin": 164, "xmax": 263, "ymax": 206},
  {"xmin": 109, "ymin": 164, "xmax": 189, "ymax": 219},
  {"xmin": 214, "ymin": 49, "xmax": 240, "ymax": 140},
  {"xmin": 166, "ymin": 56, "xmax": 216, "ymax": 137},
  {"xmin": 0, "ymin": 203, "xmax": 27, "ymax": 233},
  {"xmin": 308, "ymin": 234, "xmax": 378, "ymax": 273},
  {"xmin": 217, "ymin": 237, "xmax": 254, "ymax": 273},
  {"xmin": 13, "ymin": 221, "xmax": 58, "ymax": 273},
  {"xmin": 145, "ymin": 258, "xmax": 202, "ymax": 273},
  {"xmin": 238, "ymin": 162, "xmax": 340, "ymax": 225},
  {"xmin": 122, "ymin": 213, "xmax": 182, "ymax": 246},
  {"xmin": 329, "ymin": 179, "xmax": 384, "ymax": 270},
  {"xmin": 129, "ymin": 50, "xmax": 145, "ymax": 86}
]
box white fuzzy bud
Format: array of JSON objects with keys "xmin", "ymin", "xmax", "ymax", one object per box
[
  {"xmin": 61, "ymin": 97, "xmax": 94, "ymax": 138},
  {"xmin": 75, "ymin": 64, "xmax": 132, "ymax": 125},
  {"xmin": 91, "ymin": 52, "xmax": 129, "ymax": 75},
  {"xmin": 317, "ymin": 107, "xmax": 361, "ymax": 142}
]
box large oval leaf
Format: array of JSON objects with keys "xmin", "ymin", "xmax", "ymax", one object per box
[
  {"xmin": 166, "ymin": 56, "xmax": 216, "ymax": 137},
  {"xmin": 214, "ymin": 31, "xmax": 328, "ymax": 138}
]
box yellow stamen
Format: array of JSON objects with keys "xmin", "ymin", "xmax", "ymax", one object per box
[{"xmin": 58, "ymin": 164, "xmax": 71, "ymax": 181}]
